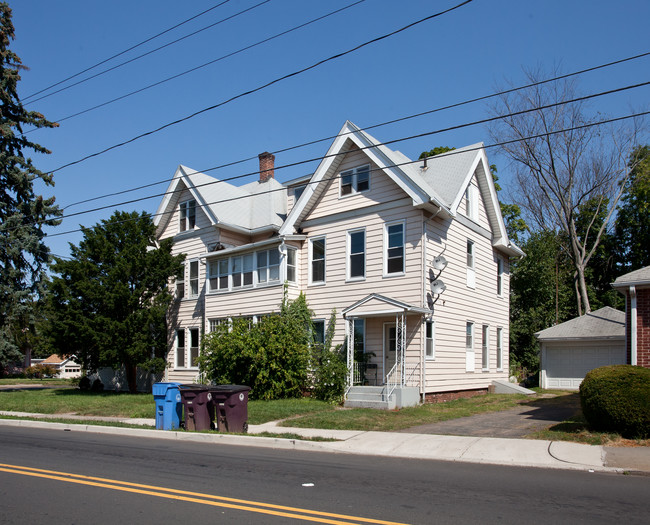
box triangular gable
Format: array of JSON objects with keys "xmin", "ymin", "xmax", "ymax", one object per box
[
  {"xmin": 343, "ymin": 294, "xmax": 428, "ymax": 317},
  {"xmin": 279, "ymin": 121, "xmax": 436, "ymax": 236},
  {"xmin": 154, "ymin": 165, "xmax": 220, "ymax": 237}
]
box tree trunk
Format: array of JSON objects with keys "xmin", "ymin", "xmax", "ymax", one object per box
[
  {"xmin": 576, "ymin": 264, "xmax": 591, "ymax": 314},
  {"xmin": 126, "ymin": 362, "xmax": 138, "ymax": 394}
]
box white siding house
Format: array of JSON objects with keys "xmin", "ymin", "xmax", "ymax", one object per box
[{"xmin": 154, "ymin": 121, "xmax": 523, "ymax": 407}]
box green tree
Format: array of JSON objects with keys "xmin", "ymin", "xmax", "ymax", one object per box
[
  {"xmin": 45, "ymin": 211, "xmax": 184, "ymax": 393},
  {"xmin": 613, "ymin": 145, "xmax": 650, "ymax": 273},
  {"xmin": 199, "ymin": 290, "xmax": 312, "ymax": 400},
  {"xmin": 0, "ymin": 3, "xmax": 60, "ymax": 371},
  {"xmin": 509, "ymin": 230, "xmax": 575, "ymax": 373}
]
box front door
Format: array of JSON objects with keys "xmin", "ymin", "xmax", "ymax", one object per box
[{"xmin": 383, "ymin": 323, "xmax": 396, "ymax": 382}]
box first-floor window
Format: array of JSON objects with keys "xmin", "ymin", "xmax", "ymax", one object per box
[
  {"xmin": 482, "ymin": 325, "xmax": 489, "ymax": 371},
  {"xmin": 176, "ymin": 329, "xmax": 185, "ymax": 368},
  {"xmin": 189, "ymin": 328, "xmax": 200, "ymax": 368},
  {"xmin": 497, "ymin": 327, "xmax": 503, "ymax": 371},
  {"xmin": 425, "ymin": 320, "xmax": 435, "ymax": 359},
  {"xmin": 465, "ymin": 322, "xmax": 474, "ymax": 372},
  {"xmin": 209, "ymin": 318, "xmax": 228, "ymax": 332},
  {"xmin": 312, "ymin": 320, "xmax": 325, "ymax": 347}
]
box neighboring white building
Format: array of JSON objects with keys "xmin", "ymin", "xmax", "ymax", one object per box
[
  {"xmin": 41, "ymin": 354, "xmax": 83, "ymax": 379},
  {"xmin": 154, "ymin": 121, "xmax": 523, "ymax": 407}
]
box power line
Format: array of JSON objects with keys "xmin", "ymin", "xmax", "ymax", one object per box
[
  {"xmin": 46, "ymin": 109, "xmax": 650, "ymax": 240},
  {"xmin": 25, "ymin": 0, "xmax": 271, "ymax": 105},
  {"xmin": 22, "ymin": 1, "xmax": 233, "ymax": 101},
  {"xmin": 60, "ymin": 50, "xmax": 650, "ymax": 211},
  {"xmin": 33, "ymin": 0, "xmax": 367, "ymax": 130},
  {"xmin": 47, "ymin": 0, "xmax": 475, "ymax": 174},
  {"xmin": 56, "ymin": 79, "xmax": 650, "ymax": 222}
]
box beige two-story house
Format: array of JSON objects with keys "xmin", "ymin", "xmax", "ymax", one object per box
[{"xmin": 154, "ymin": 121, "xmax": 523, "ymax": 408}]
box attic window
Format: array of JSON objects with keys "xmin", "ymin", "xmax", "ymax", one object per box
[
  {"xmin": 340, "ymin": 165, "xmax": 370, "ymax": 196},
  {"xmin": 179, "ymin": 200, "xmax": 196, "ymax": 232}
]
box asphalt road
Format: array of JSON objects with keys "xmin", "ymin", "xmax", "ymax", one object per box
[{"xmin": 0, "ymin": 426, "xmax": 648, "ymax": 525}]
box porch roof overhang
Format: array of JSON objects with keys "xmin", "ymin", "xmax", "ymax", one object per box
[{"xmin": 342, "ymin": 293, "xmax": 429, "ymax": 319}]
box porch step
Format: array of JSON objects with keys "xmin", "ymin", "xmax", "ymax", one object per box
[{"xmin": 344, "ymin": 386, "xmax": 396, "ymax": 410}]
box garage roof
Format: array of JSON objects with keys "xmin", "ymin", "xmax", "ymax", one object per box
[
  {"xmin": 535, "ymin": 307, "xmax": 625, "ymax": 341},
  {"xmin": 612, "ymin": 265, "xmax": 650, "ymax": 288}
]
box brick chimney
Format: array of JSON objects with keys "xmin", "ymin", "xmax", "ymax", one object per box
[{"xmin": 259, "ymin": 152, "xmax": 275, "ymax": 182}]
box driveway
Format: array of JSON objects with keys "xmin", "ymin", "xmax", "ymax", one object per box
[{"xmin": 398, "ymin": 393, "xmax": 582, "ymax": 438}]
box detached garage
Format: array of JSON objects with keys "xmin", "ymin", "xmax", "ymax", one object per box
[{"xmin": 536, "ymin": 307, "xmax": 626, "ymax": 390}]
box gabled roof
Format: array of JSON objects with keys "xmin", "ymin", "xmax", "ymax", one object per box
[
  {"xmin": 342, "ymin": 293, "xmax": 429, "ymax": 317},
  {"xmin": 154, "ymin": 165, "xmax": 287, "ymax": 237},
  {"xmin": 42, "ymin": 354, "xmax": 78, "ymax": 365},
  {"xmin": 534, "ymin": 307, "xmax": 625, "ymax": 341},
  {"xmin": 279, "ymin": 121, "xmax": 523, "ymax": 256},
  {"xmin": 612, "ymin": 266, "xmax": 650, "ymax": 288}
]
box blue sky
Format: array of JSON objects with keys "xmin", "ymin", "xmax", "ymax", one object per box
[{"xmin": 11, "ymin": 0, "xmax": 650, "ymax": 258}]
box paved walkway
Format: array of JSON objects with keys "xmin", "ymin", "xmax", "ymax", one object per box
[{"xmin": 2, "ymin": 411, "xmax": 649, "ymax": 475}]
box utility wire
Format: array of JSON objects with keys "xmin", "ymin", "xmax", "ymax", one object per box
[
  {"xmin": 45, "ymin": 109, "xmax": 650, "ymax": 240},
  {"xmin": 60, "ymin": 50, "xmax": 650, "ymax": 211},
  {"xmin": 50, "ymin": 79, "xmax": 650, "ymax": 224},
  {"xmin": 23, "ymin": 1, "xmax": 232, "ymax": 101},
  {"xmin": 47, "ymin": 0, "xmax": 475, "ymax": 174},
  {"xmin": 25, "ymin": 0, "xmax": 271, "ymax": 105},
  {"xmin": 32, "ymin": 0, "xmax": 367, "ymax": 129}
]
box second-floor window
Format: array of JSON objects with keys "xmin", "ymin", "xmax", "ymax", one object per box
[
  {"xmin": 179, "ymin": 200, "xmax": 196, "ymax": 232},
  {"xmin": 340, "ymin": 165, "xmax": 370, "ymax": 196},
  {"xmin": 189, "ymin": 261, "xmax": 199, "ymax": 297},
  {"xmin": 287, "ymin": 247, "xmax": 297, "ymax": 283},
  {"xmin": 466, "ymin": 240, "xmax": 475, "ymax": 289},
  {"xmin": 385, "ymin": 222, "xmax": 405, "ymax": 275},
  {"xmin": 310, "ymin": 237, "xmax": 326, "ymax": 284},
  {"xmin": 496, "ymin": 258, "xmax": 503, "ymax": 296},
  {"xmin": 257, "ymin": 249, "xmax": 280, "ymax": 284},
  {"xmin": 176, "ymin": 265, "xmax": 185, "ymax": 299},
  {"xmin": 232, "ymin": 254, "xmax": 254, "ymax": 288},
  {"xmin": 348, "ymin": 229, "xmax": 365, "ymax": 280}
]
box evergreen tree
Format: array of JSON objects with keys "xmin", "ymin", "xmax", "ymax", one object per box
[
  {"xmin": 613, "ymin": 145, "xmax": 650, "ymax": 273},
  {"xmin": 45, "ymin": 212, "xmax": 184, "ymax": 393},
  {"xmin": 0, "ymin": 3, "xmax": 60, "ymax": 371}
]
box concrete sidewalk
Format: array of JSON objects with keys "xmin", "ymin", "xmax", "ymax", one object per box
[{"xmin": 2, "ymin": 411, "xmax": 649, "ymax": 475}]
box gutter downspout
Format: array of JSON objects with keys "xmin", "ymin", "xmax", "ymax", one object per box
[{"xmin": 630, "ymin": 286, "xmax": 637, "ymax": 366}]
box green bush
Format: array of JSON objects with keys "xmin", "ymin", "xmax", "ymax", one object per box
[
  {"xmin": 24, "ymin": 364, "xmax": 58, "ymax": 379},
  {"xmin": 310, "ymin": 344, "xmax": 347, "ymax": 404},
  {"xmin": 579, "ymin": 365, "xmax": 650, "ymax": 439}
]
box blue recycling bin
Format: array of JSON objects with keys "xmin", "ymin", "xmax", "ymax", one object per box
[{"xmin": 153, "ymin": 382, "xmax": 182, "ymax": 430}]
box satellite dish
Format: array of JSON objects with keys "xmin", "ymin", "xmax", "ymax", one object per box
[
  {"xmin": 432, "ymin": 255, "xmax": 448, "ymax": 271},
  {"xmin": 430, "ymin": 279, "xmax": 446, "ymax": 295}
]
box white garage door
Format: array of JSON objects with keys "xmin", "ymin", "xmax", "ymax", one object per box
[{"xmin": 544, "ymin": 344, "xmax": 626, "ymax": 389}]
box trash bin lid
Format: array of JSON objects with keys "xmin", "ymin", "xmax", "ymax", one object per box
[
  {"xmin": 179, "ymin": 384, "xmax": 211, "ymax": 391},
  {"xmin": 210, "ymin": 384, "xmax": 251, "ymax": 393},
  {"xmin": 152, "ymin": 382, "xmax": 181, "ymax": 396}
]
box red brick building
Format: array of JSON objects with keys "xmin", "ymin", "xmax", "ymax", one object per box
[{"xmin": 613, "ymin": 266, "xmax": 650, "ymax": 368}]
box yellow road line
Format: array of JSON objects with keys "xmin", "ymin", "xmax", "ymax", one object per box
[{"xmin": 0, "ymin": 463, "xmax": 409, "ymax": 525}]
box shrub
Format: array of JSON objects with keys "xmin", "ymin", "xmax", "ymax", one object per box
[
  {"xmin": 310, "ymin": 344, "xmax": 347, "ymax": 404},
  {"xmin": 24, "ymin": 364, "xmax": 58, "ymax": 379},
  {"xmin": 78, "ymin": 376, "xmax": 91, "ymax": 391},
  {"xmin": 579, "ymin": 365, "xmax": 650, "ymax": 439}
]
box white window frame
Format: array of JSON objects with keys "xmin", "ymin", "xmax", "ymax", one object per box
[
  {"xmin": 179, "ymin": 199, "xmax": 196, "ymax": 232},
  {"xmin": 384, "ymin": 221, "xmax": 405, "ymax": 276},
  {"xmin": 189, "ymin": 328, "xmax": 200, "ymax": 369},
  {"xmin": 347, "ymin": 228, "xmax": 366, "ymax": 281},
  {"xmin": 232, "ymin": 254, "xmax": 254, "ymax": 289},
  {"xmin": 496, "ymin": 257, "xmax": 503, "ymax": 297},
  {"xmin": 482, "ymin": 325, "xmax": 489, "ymax": 371},
  {"xmin": 466, "ymin": 240, "xmax": 475, "ymax": 289},
  {"xmin": 257, "ymin": 248, "xmax": 280, "ymax": 285},
  {"xmin": 340, "ymin": 164, "xmax": 370, "ymax": 197},
  {"xmin": 496, "ymin": 327, "xmax": 504, "ymax": 371},
  {"xmin": 425, "ymin": 320, "xmax": 435, "ymax": 360},
  {"xmin": 176, "ymin": 329, "xmax": 186, "ymax": 368},
  {"xmin": 309, "ymin": 236, "xmax": 326, "ymax": 285},
  {"xmin": 465, "ymin": 184, "xmax": 478, "ymax": 222},
  {"xmin": 176, "ymin": 264, "xmax": 185, "ymax": 299},
  {"xmin": 286, "ymin": 247, "xmax": 297, "ymax": 283},
  {"xmin": 208, "ymin": 259, "xmax": 229, "ymax": 292},
  {"xmin": 189, "ymin": 260, "xmax": 199, "ymax": 297},
  {"xmin": 465, "ymin": 322, "xmax": 475, "ymax": 372},
  {"xmin": 312, "ymin": 319, "xmax": 326, "ymax": 346}
]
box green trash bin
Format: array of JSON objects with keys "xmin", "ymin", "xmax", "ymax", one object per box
[
  {"xmin": 210, "ymin": 385, "xmax": 251, "ymax": 433},
  {"xmin": 179, "ymin": 384, "xmax": 214, "ymax": 431}
]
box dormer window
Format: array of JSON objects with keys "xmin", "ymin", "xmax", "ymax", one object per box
[
  {"xmin": 340, "ymin": 165, "xmax": 370, "ymax": 196},
  {"xmin": 179, "ymin": 200, "xmax": 196, "ymax": 232}
]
